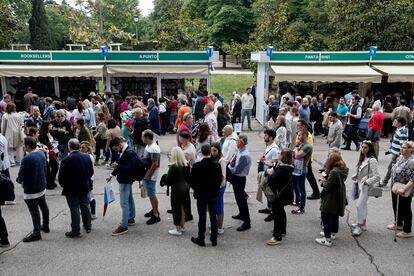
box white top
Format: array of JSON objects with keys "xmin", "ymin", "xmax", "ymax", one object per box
[
  {"xmin": 213, "ymin": 100, "xmax": 223, "ymax": 117},
  {"xmin": 159, "ymin": 103, "xmax": 167, "ymax": 113},
  {"xmin": 24, "ymin": 189, "xmax": 46, "ymax": 200},
  {"xmin": 241, "ymin": 93, "xmax": 254, "ymax": 109},
  {"xmin": 0, "ymin": 134, "xmax": 10, "ymax": 170},
  {"xmin": 222, "ymin": 132, "xmax": 238, "ymax": 162},
  {"xmin": 263, "ymin": 142, "xmax": 279, "ymax": 170}
]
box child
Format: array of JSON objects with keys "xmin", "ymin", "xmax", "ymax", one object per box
[{"xmin": 80, "ymin": 141, "xmax": 97, "ymax": 220}]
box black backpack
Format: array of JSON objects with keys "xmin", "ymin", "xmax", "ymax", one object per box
[
  {"xmin": 134, "ymin": 156, "xmax": 150, "ymax": 182},
  {"xmin": 0, "ymin": 174, "xmax": 15, "ymax": 205}
]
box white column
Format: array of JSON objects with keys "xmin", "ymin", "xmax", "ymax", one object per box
[
  {"xmin": 54, "ymin": 77, "xmax": 60, "ymax": 98},
  {"xmin": 1, "ymin": 77, "xmax": 6, "ymax": 96},
  {"xmin": 156, "ymin": 75, "xmax": 162, "ymax": 99},
  {"xmin": 256, "ymin": 62, "xmax": 267, "ymax": 125},
  {"xmin": 207, "ymin": 75, "xmax": 211, "ymax": 94},
  {"xmin": 105, "ymin": 74, "xmax": 111, "ymax": 92}
]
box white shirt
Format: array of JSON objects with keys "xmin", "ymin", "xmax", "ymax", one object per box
[
  {"xmin": 241, "ymin": 93, "xmax": 254, "ymax": 109},
  {"xmin": 213, "ymin": 100, "xmax": 222, "ymax": 116},
  {"xmin": 222, "ymin": 132, "xmax": 238, "ymax": 162},
  {"xmin": 263, "ymin": 142, "xmax": 279, "ymax": 170}
]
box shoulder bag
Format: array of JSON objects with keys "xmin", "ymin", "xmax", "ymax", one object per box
[{"xmin": 367, "ymin": 158, "xmax": 382, "ymax": 198}]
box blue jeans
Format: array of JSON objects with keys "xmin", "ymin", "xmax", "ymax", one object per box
[
  {"xmin": 241, "ymin": 109, "xmax": 252, "ymax": 129},
  {"xmin": 58, "ymin": 144, "xmax": 68, "ymax": 160},
  {"xmin": 170, "ymin": 113, "xmax": 177, "ymax": 129},
  {"xmin": 293, "ymin": 173, "xmax": 307, "ymax": 210},
  {"xmin": 119, "ymin": 183, "xmax": 135, "ymax": 228}
]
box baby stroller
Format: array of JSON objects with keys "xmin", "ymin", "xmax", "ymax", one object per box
[{"xmin": 358, "ymin": 118, "xmax": 369, "ymax": 141}]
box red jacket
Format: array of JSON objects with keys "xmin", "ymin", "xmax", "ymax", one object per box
[{"xmin": 368, "ymin": 111, "xmax": 384, "ymax": 133}]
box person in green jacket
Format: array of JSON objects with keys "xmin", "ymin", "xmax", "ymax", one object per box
[
  {"xmin": 166, "ymin": 147, "xmax": 190, "ymax": 236},
  {"xmin": 316, "ymin": 152, "xmax": 349, "ymax": 247}
]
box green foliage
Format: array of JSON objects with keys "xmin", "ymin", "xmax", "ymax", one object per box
[
  {"xmin": 206, "ymin": 0, "xmax": 255, "ymax": 50},
  {"xmin": 45, "ymin": 3, "xmax": 72, "ymax": 49},
  {"xmin": 327, "ymin": 0, "xmax": 414, "ymax": 51},
  {"xmin": 0, "ymin": 0, "xmax": 17, "ymax": 49},
  {"xmin": 29, "ymin": 0, "xmax": 52, "ymax": 49},
  {"xmin": 210, "ymin": 74, "xmax": 255, "ymax": 104},
  {"xmin": 151, "ymin": 0, "xmax": 207, "ymax": 50}
]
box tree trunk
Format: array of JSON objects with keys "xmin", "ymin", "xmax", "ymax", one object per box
[{"xmin": 222, "ymin": 52, "xmax": 226, "ymax": 68}]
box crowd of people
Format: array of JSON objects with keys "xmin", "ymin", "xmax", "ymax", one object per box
[{"xmin": 0, "ymin": 84, "xmax": 413, "ymax": 249}]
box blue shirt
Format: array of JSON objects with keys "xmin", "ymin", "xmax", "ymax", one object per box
[{"xmin": 229, "ymin": 148, "xmax": 251, "ymax": 177}]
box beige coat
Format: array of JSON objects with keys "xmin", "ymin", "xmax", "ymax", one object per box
[
  {"xmin": 1, "ymin": 112, "xmax": 24, "ymax": 148},
  {"xmin": 352, "ymin": 157, "xmax": 381, "ymax": 189}
]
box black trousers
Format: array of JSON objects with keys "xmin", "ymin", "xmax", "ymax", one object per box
[
  {"xmin": 197, "ymin": 198, "xmax": 218, "ymax": 242},
  {"xmin": 321, "ymin": 212, "xmax": 339, "ymax": 239},
  {"xmin": 47, "ymin": 157, "xmax": 59, "ymax": 187},
  {"xmin": 0, "ymin": 206, "xmax": 8, "ymax": 240},
  {"xmin": 346, "ymin": 124, "xmax": 360, "ymax": 149},
  {"xmin": 231, "ymin": 175, "xmax": 251, "ymax": 225},
  {"xmin": 24, "ymin": 195, "xmax": 49, "ymax": 235},
  {"xmin": 272, "ymin": 201, "xmax": 286, "ymax": 241},
  {"xmin": 185, "ymin": 191, "xmax": 193, "ymax": 219},
  {"xmin": 306, "ymin": 161, "xmax": 319, "ymax": 197},
  {"xmin": 392, "ymin": 192, "xmax": 412, "ymax": 233},
  {"xmin": 95, "ymin": 138, "xmax": 107, "ymax": 163},
  {"xmin": 66, "ymin": 194, "xmax": 91, "ymax": 233}
]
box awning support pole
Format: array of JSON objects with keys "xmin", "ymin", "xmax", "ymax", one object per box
[
  {"xmin": 105, "ymin": 74, "xmax": 111, "ymax": 92},
  {"xmin": 207, "ymin": 75, "xmax": 211, "ymax": 95},
  {"xmin": 256, "ymin": 61, "xmax": 267, "ymax": 125},
  {"xmin": 0, "ymin": 77, "xmax": 6, "ymax": 96},
  {"xmin": 156, "ymin": 75, "xmax": 162, "ymax": 99},
  {"xmin": 54, "ymin": 77, "xmax": 60, "ymax": 98}
]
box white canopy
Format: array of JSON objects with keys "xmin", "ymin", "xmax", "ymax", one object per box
[
  {"xmin": 371, "ymin": 65, "xmax": 414, "ymax": 83},
  {"xmin": 0, "ymin": 65, "xmax": 103, "ymax": 78},
  {"xmin": 106, "ymin": 65, "xmax": 209, "ymax": 77},
  {"xmin": 270, "ymin": 65, "xmax": 383, "ymax": 83}
]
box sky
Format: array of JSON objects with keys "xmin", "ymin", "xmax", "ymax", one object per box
[{"xmin": 57, "ymin": 0, "xmax": 154, "ymax": 16}]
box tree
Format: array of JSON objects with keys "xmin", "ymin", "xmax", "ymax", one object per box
[
  {"xmin": 150, "ymin": 0, "xmax": 207, "ymax": 50},
  {"xmin": 327, "ymin": 0, "xmax": 414, "ymax": 51},
  {"xmin": 0, "ymin": 0, "xmax": 17, "ymax": 49},
  {"xmin": 29, "ymin": 0, "xmax": 52, "ymax": 49},
  {"xmin": 206, "ymin": 0, "xmax": 255, "ymax": 67},
  {"xmin": 9, "ymin": 0, "xmax": 32, "ymax": 44},
  {"xmin": 45, "ymin": 2, "xmax": 72, "ymax": 49}
]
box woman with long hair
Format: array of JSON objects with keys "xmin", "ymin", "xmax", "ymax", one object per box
[
  {"xmin": 195, "ymin": 123, "xmax": 212, "ymax": 162},
  {"xmin": 315, "ymin": 152, "xmax": 348, "ymax": 247},
  {"xmin": 166, "ymin": 147, "xmax": 190, "ymax": 236},
  {"xmin": 80, "ymin": 141, "xmax": 97, "ymax": 220},
  {"xmin": 211, "ymin": 142, "xmax": 227, "ymax": 235},
  {"xmin": 274, "ymin": 115, "xmax": 288, "ymax": 149},
  {"xmin": 351, "ymin": 140, "xmax": 380, "ymax": 236},
  {"xmin": 105, "ymin": 118, "xmax": 121, "ymax": 166},
  {"xmin": 38, "ymin": 121, "xmax": 59, "ymax": 189},
  {"xmin": 1, "ymin": 103, "xmax": 24, "ymax": 166},
  {"xmin": 266, "ymin": 149, "xmax": 295, "ymax": 246},
  {"xmin": 94, "ymin": 112, "xmax": 108, "ymax": 165}
]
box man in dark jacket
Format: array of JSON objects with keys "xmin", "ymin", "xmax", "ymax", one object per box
[
  {"xmin": 189, "ymin": 144, "xmax": 222, "ymax": 247},
  {"xmin": 107, "ymin": 137, "xmax": 139, "ymax": 236},
  {"xmin": 52, "ymin": 109, "xmax": 73, "ymax": 159},
  {"xmin": 132, "ymin": 108, "xmax": 150, "ymax": 158},
  {"xmin": 194, "ymin": 92, "xmax": 205, "ymax": 121},
  {"xmin": 59, "ymin": 138, "xmax": 94, "ymax": 238},
  {"xmin": 17, "ymin": 137, "xmax": 49, "ymax": 243},
  {"xmin": 0, "ymin": 174, "xmax": 14, "ymax": 247},
  {"xmin": 148, "ymin": 98, "xmax": 161, "ymax": 135}
]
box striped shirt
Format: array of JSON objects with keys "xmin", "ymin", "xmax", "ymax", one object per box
[{"xmin": 390, "ymin": 127, "xmax": 409, "ymax": 156}]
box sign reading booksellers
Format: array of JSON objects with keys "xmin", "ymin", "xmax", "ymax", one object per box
[{"xmin": 0, "ymin": 51, "xmax": 210, "ymax": 63}]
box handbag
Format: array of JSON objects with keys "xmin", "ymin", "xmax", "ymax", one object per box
[
  {"xmin": 367, "ymin": 158, "xmax": 382, "ymax": 198},
  {"xmin": 392, "ymin": 182, "xmax": 413, "ymax": 198},
  {"xmin": 351, "ymin": 181, "xmax": 359, "ymax": 200},
  {"xmin": 259, "ymin": 175, "xmax": 275, "ymax": 202},
  {"xmin": 367, "ymin": 128, "xmax": 380, "ymax": 141}
]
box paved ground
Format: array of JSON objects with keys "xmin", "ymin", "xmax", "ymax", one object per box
[{"xmin": 0, "ymin": 120, "xmax": 413, "ymax": 275}]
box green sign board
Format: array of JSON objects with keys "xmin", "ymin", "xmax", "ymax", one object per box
[
  {"xmin": 270, "ymin": 52, "xmax": 414, "ymax": 63},
  {"xmin": 0, "ymin": 51, "xmax": 210, "ymax": 63}
]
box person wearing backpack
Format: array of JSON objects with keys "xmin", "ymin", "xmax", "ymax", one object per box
[
  {"xmin": 351, "ymin": 140, "xmax": 381, "ymax": 236},
  {"xmin": 107, "ymin": 137, "xmax": 139, "ymax": 236}
]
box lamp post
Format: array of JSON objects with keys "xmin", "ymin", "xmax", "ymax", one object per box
[{"xmin": 134, "ymin": 15, "xmax": 139, "ymax": 41}]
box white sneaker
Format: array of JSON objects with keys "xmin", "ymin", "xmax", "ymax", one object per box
[
  {"xmin": 315, "ymin": 237, "xmax": 332, "ymax": 247},
  {"xmin": 352, "ymin": 226, "xmax": 362, "ymax": 236},
  {"xmin": 91, "ymin": 214, "xmax": 97, "ymax": 220},
  {"xmin": 266, "ymin": 237, "xmax": 281, "ymax": 246},
  {"xmin": 168, "ymin": 229, "xmax": 182, "ymax": 236},
  {"xmin": 319, "ymin": 231, "xmax": 336, "ymax": 240},
  {"xmin": 4, "ymin": 201, "xmax": 16, "ymax": 205},
  {"xmin": 218, "ymin": 228, "xmax": 225, "ymax": 235},
  {"xmin": 351, "ymin": 224, "xmax": 367, "ymax": 231}
]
